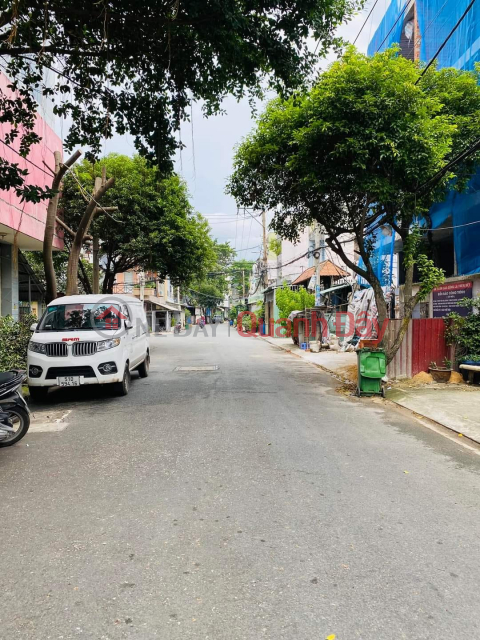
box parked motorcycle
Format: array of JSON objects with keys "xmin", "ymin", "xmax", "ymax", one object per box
[
  {"xmin": 0, "ymin": 370, "xmax": 30, "ymax": 447},
  {"xmin": 174, "ymin": 322, "xmax": 182, "ymax": 334}
]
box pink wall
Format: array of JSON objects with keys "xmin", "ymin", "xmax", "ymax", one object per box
[{"xmin": 0, "ymin": 72, "xmax": 64, "ymax": 249}]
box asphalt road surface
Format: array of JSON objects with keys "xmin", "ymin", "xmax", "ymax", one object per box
[{"xmin": 1, "ymin": 324, "xmax": 480, "ymax": 639}]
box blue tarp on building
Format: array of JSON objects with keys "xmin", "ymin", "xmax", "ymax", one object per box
[
  {"xmin": 368, "ymin": 0, "xmax": 480, "ymax": 276},
  {"xmin": 369, "ymin": 0, "xmax": 480, "ymax": 71}
]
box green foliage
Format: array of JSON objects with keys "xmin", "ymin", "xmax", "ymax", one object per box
[
  {"xmin": 0, "ymin": 0, "xmax": 361, "ymax": 200},
  {"xmin": 187, "ymin": 242, "xmax": 235, "ymax": 310},
  {"xmin": 0, "ymin": 314, "xmax": 36, "ymax": 370},
  {"xmin": 24, "ymin": 250, "xmax": 68, "ymax": 294},
  {"xmin": 256, "ymin": 300, "xmax": 266, "ymax": 320},
  {"xmin": 24, "ymin": 250, "xmax": 93, "ymax": 295},
  {"xmin": 445, "ymin": 296, "xmax": 480, "ymax": 362},
  {"xmin": 230, "ymin": 304, "xmax": 247, "ymax": 321},
  {"xmin": 229, "ymin": 260, "xmax": 255, "ymax": 298},
  {"xmin": 228, "ymin": 46, "xmax": 480, "ymax": 359},
  {"xmin": 415, "ymin": 254, "xmax": 445, "ymax": 301},
  {"xmin": 229, "ymin": 47, "xmax": 480, "ymax": 240},
  {"xmin": 275, "ymin": 283, "xmax": 315, "ymax": 319},
  {"xmin": 269, "ymin": 237, "xmax": 282, "ymax": 257},
  {"xmin": 240, "ymin": 313, "xmax": 253, "ymax": 331},
  {"xmin": 62, "ymin": 154, "xmax": 217, "ymax": 293}
]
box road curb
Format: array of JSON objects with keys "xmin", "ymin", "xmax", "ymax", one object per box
[
  {"xmin": 256, "ymin": 335, "xmax": 354, "ymax": 384},
  {"xmin": 257, "ymin": 335, "xmax": 480, "ymax": 450},
  {"xmin": 385, "ymin": 395, "xmax": 480, "ymax": 447}
]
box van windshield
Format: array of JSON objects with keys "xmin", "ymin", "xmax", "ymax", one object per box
[{"xmin": 37, "ymin": 304, "xmax": 124, "ymax": 332}]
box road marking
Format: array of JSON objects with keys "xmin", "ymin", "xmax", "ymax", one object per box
[
  {"xmin": 29, "ymin": 409, "xmax": 71, "ymax": 433},
  {"xmin": 174, "ymin": 366, "xmax": 219, "ymax": 372},
  {"xmin": 29, "ymin": 422, "xmax": 69, "ymax": 433}
]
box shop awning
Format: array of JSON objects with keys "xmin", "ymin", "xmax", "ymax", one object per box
[
  {"xmin": 318, "ymin": 282, "xmax": 353, "ymax": 295},
  {"xmin": 148, "ymin": 296, "xmax": 179, "ymax": 312}
]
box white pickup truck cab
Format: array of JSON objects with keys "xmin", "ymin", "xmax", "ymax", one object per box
[{"xmin": 27, "ymin": 294, "xmax": 150, "ymax": 400}]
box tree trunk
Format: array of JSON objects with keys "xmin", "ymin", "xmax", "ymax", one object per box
[
  {"xmin": 43, "ymin": 150, "xmax": 81, "ymax": 302},
  {"xmin": 384, "ymin": 260, "xmax": 419, "ymax": 365},
  {"xmin": 78, "ymin": 258, "xmax": 92, "ymax": 294},
  {"xmin": 66, "ymin": 175, "xmax": 114, "ymax": 295},
  {"xmin": 102, "ymin": 269, "xmax": 116, "ymax": 294},
  {"xmin": 92, "ymin": 235, "xmax": 100, "ymax": 294}
]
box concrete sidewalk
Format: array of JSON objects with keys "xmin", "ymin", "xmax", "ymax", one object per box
[
  {"xmin": 258, "ymin": 335, "xmax": 357, "ymax": 379},
  {"xmin": 258, "ymin": 334, "xmax": 480, "ymax": 445},
  {"xmin": 386, "ymin": 385, "xmax": 480, "ymax": 444}
]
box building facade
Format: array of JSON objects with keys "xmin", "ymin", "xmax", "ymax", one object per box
[
  {"xmin": 368, "ymin": 0, "xmax": 480, "ymax": 318},
  {"xmin": 0, "ymin": 71, "xmax": 64, "ymax": 319},
  {"xmin": 114, "ymin": 270, "xmax": 184, "ymax": 332}
]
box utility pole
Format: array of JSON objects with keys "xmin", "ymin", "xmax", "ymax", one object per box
[
  {"xmin": 139, "ymin": 271, "xmax": 145, "ymax": 302},
  {"xmin": 242, "ymin": 270, "xmax": 245, "ymax": 302},
  {"xmin": 92, "ymin": 166, "xmax": 107, "ymax": 295},
  {"xmin": 314, "ymin": 222, "xmax": 321, "ymax": 306},
  {"xmin": 262, "ymin": 209, "xmax": 268, "ymax": 290}
]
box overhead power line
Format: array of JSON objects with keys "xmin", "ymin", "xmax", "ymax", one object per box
[
  {"xmin": 415, "ymin": 135, "xmax": 480, "ymax": 194},
  {"xmin": 375, "ymin": 0, "xmax": 410, "ymax": 52},
  {"xmin": 416, "ymin": 0, "xmax": 477, "ymax": 83},
  {"xmin": 353, "ymin": 0, "xmax": 381, "ymax": 45}
]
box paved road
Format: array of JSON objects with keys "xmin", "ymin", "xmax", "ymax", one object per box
[{"xmin": 1, "ymin": 325, "xmax": 480, "ymax": 639}]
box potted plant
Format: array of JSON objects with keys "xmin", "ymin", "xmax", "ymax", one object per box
[{"xmin": 429, "ymin": 358, "xmax": 452, "ymax": 383}]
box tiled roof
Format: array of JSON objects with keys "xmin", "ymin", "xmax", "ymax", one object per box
[{"xmin": 291, "ymin": 261, "xmax": 349, "ymax": 285}]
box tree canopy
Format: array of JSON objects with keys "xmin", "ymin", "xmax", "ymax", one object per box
[
  {"xmin": 0, "ymin": 0, "xmax": 362, "ymax": 201},
  {"xmin": 276, "ymin": 283, "xmax": 314, "ymax": 319},
  {"xmin": 61, "ymin": 154, "xmax": 217, "ymax": 293},
  {"xmin": 228, "ymin": 47, "xmax": 480, "ymax": 361},
  {"xmin": 185, "ymin": 241, "xmax": 235, "ymax": 311}
]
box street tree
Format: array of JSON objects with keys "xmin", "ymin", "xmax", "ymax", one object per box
[
  {"xmin": 61, "ymin": 154, "xmax": 217, "ymax": 293},
  {"xmin": 228, "ymin": 47, "xmax": 480, "ymax": 363},
  {"xmin": 0, "ymin": 0, "xmax": 362, "ymax": 202},
  {"xmin": 186, "ymin": 242, "xmax": 235, "ymax": 314}
]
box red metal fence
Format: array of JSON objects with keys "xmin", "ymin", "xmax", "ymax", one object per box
[
  {"xmin": 386, "ymin": 318, "xmax": 450, "ymax": 379},
  {"xmin": 411, "ymin": 318, "xmax": 450, "ymax": 377}
]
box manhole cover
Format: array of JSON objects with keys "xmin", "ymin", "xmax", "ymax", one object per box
[{"xmin": 174, "ymin": 365, "xmax": 219, "ymax": 372}]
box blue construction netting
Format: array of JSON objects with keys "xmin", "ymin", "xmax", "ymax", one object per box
[
  {"xmin": 357, "ymin": 225, "xmax": 395, "ymax": 287},
  {"xmin": 430, "ymin": 170, "xmax": 480, "ymax": 275},
  {"xmin": 367, "ymin": 0, "xmax": 480, "ymax": 277},
  {"xmin": 368, "ymin": 0, "xmax": 480, "ymax": 71}
]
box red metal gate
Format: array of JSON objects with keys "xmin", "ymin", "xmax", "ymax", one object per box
[
  {"xmin": 411, "ymin": 318, "xmax": 449, "ymax": 377},
  {"xmin": 386, "ymin": 318, "xmax": 450, "ymax": 379}
]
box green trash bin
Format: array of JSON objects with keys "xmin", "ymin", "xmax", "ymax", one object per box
[{"xmin": 357, "ymin": 348, "xmax": 386, "ymax": 397}]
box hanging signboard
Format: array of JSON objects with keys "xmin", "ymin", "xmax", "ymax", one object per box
[{"xmin": 432, "ymin": 281, "xmax": 473, "ymax": 318}]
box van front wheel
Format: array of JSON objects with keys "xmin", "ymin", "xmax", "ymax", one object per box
[
  {"xmin": 113, "ymin": 365, "xmax": 130, "ymax": 397},
  {"xmin": 137, "ymin": 353, "xmax": 150, "ymax": 378}
]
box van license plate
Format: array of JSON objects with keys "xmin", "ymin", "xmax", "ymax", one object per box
[{"xmin": 57, "ymin": 376, "xmax": 81, "ymax": 386}]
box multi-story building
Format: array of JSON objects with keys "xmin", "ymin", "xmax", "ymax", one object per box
[
  {"xmin": 368, "ymin": 0, "xmax": 480, "ymax": 318},
  {"xmin": 0, "ymin": 72, "xmax": 64, "ymax": 319},
  {"xmin": 251, "ymin": 225, "xmax": 357, "ymax": 329},
  {"xmin": 113, "ymin": 270, "xmax": 185, "ymax": 332}
]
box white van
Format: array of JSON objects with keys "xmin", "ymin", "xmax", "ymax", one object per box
[{"xmin": 27, "ymin": 294, "xmax": 150, "ymax": 400}]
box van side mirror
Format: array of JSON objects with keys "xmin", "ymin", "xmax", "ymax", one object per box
[
  {"xmin": 30, "ymin": 323, "xmax": 38, "ymax": 332},
  {"xmin": 124, "ymin": 319, "xmax": 133, "ymax": 331}
]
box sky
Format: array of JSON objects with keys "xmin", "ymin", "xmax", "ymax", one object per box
[{"xmin": 106, "ymin": 1, "xmax": 387, "ymax": 262}]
